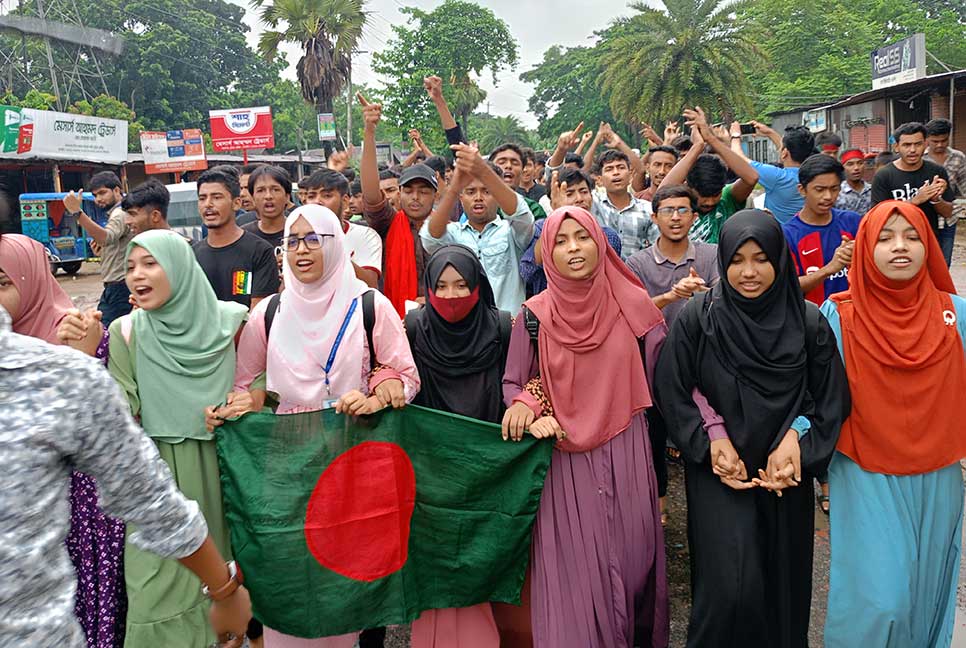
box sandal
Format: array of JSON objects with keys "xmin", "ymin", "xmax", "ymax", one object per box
[{"xmin": 817, "ymin": 493, "xmax": 830, "ymax": 516}]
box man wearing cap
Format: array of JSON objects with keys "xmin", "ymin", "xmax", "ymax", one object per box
[
  {"xmin": 835, "ymin": 148, "xmax": 872, "ymax": 215},
  {"xmin": 359, "ymin": 93, "xmax": 438, "ymax": 315},
  {"xmin": 422, "ymin": 143, "xmax": 534, "ymax": 314}
]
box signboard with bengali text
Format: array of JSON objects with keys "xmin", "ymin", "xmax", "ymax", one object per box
[
  {"xmin": 0, "ymin": 107, "xmax": 128, "ymax": 163},
  {"xmin": 141, "ymin": 129, "xmax": 208, "ymax": 174},
  {"xmin": 208, "ymin": 106, "xmax": 274, "ymax": 151}
]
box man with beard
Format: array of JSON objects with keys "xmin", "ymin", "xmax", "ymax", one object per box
[{"xmin": 192, "ymin": 168, "xmax": 279, "ymax": 310}]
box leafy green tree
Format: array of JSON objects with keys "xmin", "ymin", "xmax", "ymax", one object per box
[
  {"xmin": 252, "ymin": 0, "xmax": 366, "ymax": 153},
  {"xmin": 519, "ymin": 45, "xmax": 633, "ymax": 146},
  {"xmin": 598, "ymin": 0, "xmax": 763, "ymax": 126},
  {"xmin": 372, "ymin": 0, "xmax": 518, "ymax": 148},
  {"xmin": 0, "ymin": 89, "xmax": 58, "ymax": 110}
]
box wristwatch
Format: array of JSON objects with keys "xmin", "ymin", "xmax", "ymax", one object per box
[{"xmin": 202, "ymin": 561, "xmax": 244, "ymax": 601}]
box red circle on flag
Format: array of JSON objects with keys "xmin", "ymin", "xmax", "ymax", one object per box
[{"xmin": 304, "ymin": 441, "xmax": 416, "ymax": 582}]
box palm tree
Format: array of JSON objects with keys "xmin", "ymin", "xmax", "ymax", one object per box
[
  {"xmin": 253, "ymin": 0, "xmax": 366, "ymax": 153},
  {"xmin": 474, "ymin": 115, "xmax": 531, "ymax": 153},
  {"xmin": 599, "ymin": 0, "xmax": 764, "ymax": 126}
]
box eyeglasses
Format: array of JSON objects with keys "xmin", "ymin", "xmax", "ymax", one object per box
[
  {"xmin": 282, "ymin": 233, "xmax": 332, "ymax": 251},
  {"xmin": 656, "ymin": 206, "xmax": 693, "ymax": 217}
]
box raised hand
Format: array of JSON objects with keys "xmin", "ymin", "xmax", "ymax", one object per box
[
  {"xmin": 663, "ymin": 121, "xmax": 681, "ymax": 144},
  {"xmin": 641, "ymin": 123, "xmax": 663, "ymax": 147},
  {"xmin": 423, "ymin": 75, "xmax": 444, "ymax": 102},
  {"xmin": 357, "ymin": 92, "xmax": 382, "ymax": 131},
  {"xmin": 62, "ymin": 190, "xmax": 83, "ymax": 214},
  {"xmin": 555, "ymin": 121, "xmax": 585, "ymax": 153}
]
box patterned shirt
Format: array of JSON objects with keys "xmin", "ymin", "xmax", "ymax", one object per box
[
  {"xmin": 926, "ymin": 147, "xmax": 966, "ymax": 198},
  {"xmin": 834, "ymin": 180, "xmax": 872, "ymax": 216},
  {"xmin": 0, "ymin": 307, "xmax": 208, "ymax": 647},
  {"xmin": 592, "ymin": 193, "xmax": 659, "ymax": 260}
]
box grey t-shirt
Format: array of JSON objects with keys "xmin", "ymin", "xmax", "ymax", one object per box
[{"xmin": 626, "ymin": 238, "xmax": 719, "ymax": 327}]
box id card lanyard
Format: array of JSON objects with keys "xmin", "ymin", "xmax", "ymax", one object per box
[{"xmin": 323, "ymin": 297, "xmax": 359, "ymax": 397}]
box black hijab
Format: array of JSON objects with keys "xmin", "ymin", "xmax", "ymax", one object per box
[
  {"xmin": 408, "ymin": 245, "xmax": 507, "ymax": 423},
  {"xmin": 655, "ymin": 210, "xmax": 809, "ymax": 470}
]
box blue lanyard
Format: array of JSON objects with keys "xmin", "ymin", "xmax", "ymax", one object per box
[{"xmin": 324, "ymin": 298, "xmax": 358, "ymax": 396}]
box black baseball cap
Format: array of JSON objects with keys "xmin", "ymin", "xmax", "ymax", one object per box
[{"xmin": 398, "ymin": 164, "xmax": 438, "ymax": 191}]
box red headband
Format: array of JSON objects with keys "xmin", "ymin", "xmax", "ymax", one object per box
[
  {"xmin": 821, "ymin": 144, "xmax": 840, "ymax": 152},
  {"xmin": 841, "ymin": 149, "xmax": 865, "ymax": 164}
]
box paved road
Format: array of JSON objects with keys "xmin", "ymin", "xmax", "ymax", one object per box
[{"xmin": 56, "ymin": 229, "xmax": 966, "ymax": 647}]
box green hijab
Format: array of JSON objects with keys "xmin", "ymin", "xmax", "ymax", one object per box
[{"xmin": 128, "ymin": 231, "xmax": 248, "ymax": 442}]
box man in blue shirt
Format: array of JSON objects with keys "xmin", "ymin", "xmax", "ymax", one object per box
[
  {"xmin": 747, "ymin": 123, "xmax": 817, "ymax": 223},
  {"xmin": 421, "ymin": 143, "xmax": 534, "ymax": 314},
  {"xmin": 782, "ymin": 154, "xmax": 861, "ymax": 306}
]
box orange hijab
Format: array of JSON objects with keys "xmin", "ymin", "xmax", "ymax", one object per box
[{"xmin": 830, "ymin": 200, "xmax": 966, "ymax": 475}]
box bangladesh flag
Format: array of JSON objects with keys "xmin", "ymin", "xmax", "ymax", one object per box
[{"xmin": 216, "ymin": 405, "xmax": 552, "ymax": 638}]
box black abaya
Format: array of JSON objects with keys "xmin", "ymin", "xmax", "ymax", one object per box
[{"xmin": 653, "ymin": 211, "xmax": 850, "ymax": 647}]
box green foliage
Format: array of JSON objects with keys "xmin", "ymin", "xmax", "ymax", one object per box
[
  {"xmin": 372, "ymin": 0, "xmax": 518, "ymax": 149},
  {"xmin": 519, "ymin": 45, "xmax": 632, "ymax": 146},
  {"xmin": 598, "ymin": 0, "xmax": 764, "ymax": 126},
  {"xmin": 0, "ymin": 89, "xmax": 58, "ymax": 110},
  {"xmin": 469, "ymin": 114, "xmax": 532, "ymax": 153}
]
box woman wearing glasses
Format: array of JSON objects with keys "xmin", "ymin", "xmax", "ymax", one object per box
[{"xmin": 215, "ymin": 204, "xmax": 419, "ymax": 647}]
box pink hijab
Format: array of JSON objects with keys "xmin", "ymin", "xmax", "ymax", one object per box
[
  {"xmin": 267, "ymin": 206, "xmax": 369, "ymax": 409},
  {"xmin": 527, "ymin": 207, "xmax": 664, "ymax": 452},
  {"xmin": 0, "ymin": 234, "xmax": 74, "ymax": 344}
]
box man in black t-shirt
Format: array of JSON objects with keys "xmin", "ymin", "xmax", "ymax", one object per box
[
  {"xmin": 192, "ymin": 168, "xmax": 280, "ymax": 309},
  {"xmin": 872, "ymin": 122, "xmax": 955, "ymax": 264},
  {"xmin": 242, "ymin": 165, "xmax": 293, "ymax": 250}
]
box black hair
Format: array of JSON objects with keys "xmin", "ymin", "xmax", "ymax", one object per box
[
  {"xmin": 379, "ymin": 169, "xmax": 400, "ymax": 181},
  {"xmin": 648, "ymin": 145, "xmax": 680, "ymax": 161},
  {"xmin": 782, "ymin": 126, "xmax": 817, "ymax": 163},
  {"xmin": 247, "ymin": 165, "xmax": 292, "ymax": 197},
  {"xmin": 488, "ymin": 143, "xmax": 524, "ymax": 163},
  {"xmin": 239, "ymin": 164, "xmax": 262, "ymax": 177},
  {"xmin": 536, "ymin": 152, "xmax": 549, "ymax": 166},
  {"xmin": 875, "ymin": 151, "xmax": 898, "ymax": 166},
  {"xmin": 88, "ymin": 171, "xmax": 121, "ymax": 192},
  {"xmin": 521, "ymin": 147, "xmax": 536, "ymax": 165},
  {"xmin": 423, "ymin": 155, "xmax": 447, "ymax": 178},
  {"xmin": 563, "ymin": 152, "xmax": 584, "ymax": 167},
  {"xmin": 197, "ymin": 168, "xmax": 241, "ymax": 198},
  {"xmin": 121, "ymin": 180, "xmax": 170, "ymax": 218},
  {"xmin": 297, "ymin": 176, "xmax": 313, "ymax": 189},
  {"xmin": 893, "ymin": 122, "xmax": 927, "ymax": 142},
  {"xmin": 652, "ymin": 183, "xmax": 698, "ymax": 213},
  {"xmin": 209, "ymin": 164, "xmax": 240, "ymax": 180},
  {"xmin": 302, "ymin": 168, "xmax": 350, "ymax": 196},
  {"xmin": 815, "ymin": 131, "xmax": 843, "ymax": 148},
  {"xmin": 349, "ymin": 180, "xmax": 362, "ymax": 195},
  {"xmin": 486, "ymin": 161, "xmax": 504, "ymax": 177},
  {"xmin": 558, "ymin": 166, "xmax": 593, "ymax": 192},
  {"xmin": 669, "ymin": 134, "xmax": 693, "ymax": 153},
  {"xmin": 686, "ymin": 154, "xmax": 728, "ymax": 197},
  {"xmin": 341, "ymin": 167, "xmax": 357, "ymax": 182},
  {"xmin": 594, "ymin": 149, "xmax": 631, "ymax": 174},
  {"xmin": 797, "ymin": 153, "xmax": 844, "ymax": 187},
  {"xmin": 925, "ymin": 119, "xmax": 952, "ymax": 137}
]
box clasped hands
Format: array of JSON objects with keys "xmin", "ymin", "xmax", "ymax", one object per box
[{"xmin": 711, "ymin": 429, "xmax": 801, "ymax": 496}]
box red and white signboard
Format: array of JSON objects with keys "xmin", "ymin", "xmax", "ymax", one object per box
[{"xmin": 209, "ymin": 106, "xmax": 274, "ymax": 152}]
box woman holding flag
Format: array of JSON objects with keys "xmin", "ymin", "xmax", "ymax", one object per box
[{"xmin": 501, "ymin": 206, "xmax": 669, "ymax": 647}]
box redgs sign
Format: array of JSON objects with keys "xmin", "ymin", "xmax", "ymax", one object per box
[{"xmin": 209, "ymin": 106, "xmax": 275, "ymax": 151}]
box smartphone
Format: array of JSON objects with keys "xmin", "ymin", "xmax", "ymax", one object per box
[{"xmin": 739, "ymin": 123, "xmax": 757, "ymax": 135}]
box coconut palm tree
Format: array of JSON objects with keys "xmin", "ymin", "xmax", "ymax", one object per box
[
  {"xmin": 253, "ymin": 0, "xmax": 366, "ymax": 152},
  {"xmin": 600, "ymin": 0, "xmax": 763, "ymax": 126},
  {"xmin": 474, "ymin": 114, "xmax": 532, "ymax": 153}
]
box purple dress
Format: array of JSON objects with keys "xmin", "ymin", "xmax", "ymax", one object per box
[
  {"xmin": 66, "ymin": 330, "xmax": 127, "ymax": 647},
  {"xmin": 502, "ymin": 317, "xmax": 670, "ymax": 648}
]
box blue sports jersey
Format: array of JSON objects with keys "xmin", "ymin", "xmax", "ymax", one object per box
[{"xmin": 782, "ymin": 208, "xmax": 862, "ymax": 304}]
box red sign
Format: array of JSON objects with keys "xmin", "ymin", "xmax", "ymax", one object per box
[
  {"xmin": 17, "ymin": 122, "xmax": 34, "ymax": 154},
  {"xmin": 208, "ymin": 106, "xmax": 274, "ymax": 152},
  {"xmin": 141, "ymin": 129, "xmax": 208, "ymax": 174}
]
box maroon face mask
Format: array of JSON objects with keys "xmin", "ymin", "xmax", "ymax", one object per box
[{"xmin": 428, "ymin": 285, "xmax": 480, "ymax": 323}]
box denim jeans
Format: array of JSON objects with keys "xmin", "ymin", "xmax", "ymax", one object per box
[
  {"xmin": 97, "ymin": 281, "xmax": 132, "ymax": 328},
  {"xmin": 937, "ymin": 222, "xmax": 956, "ymax": 267}
]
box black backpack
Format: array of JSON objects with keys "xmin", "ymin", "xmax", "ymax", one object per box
[
  {"xmin": 264, "ymin": 289, "xmax": 378, "ymax": 371},
  {"xmin": 522, "ymin": 305, "xmax": 647, "ymax": 366}
]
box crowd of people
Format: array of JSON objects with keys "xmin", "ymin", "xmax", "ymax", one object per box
[{"xmin": 2, "ymin": 69, "xmax": 966, "ymax": 648}]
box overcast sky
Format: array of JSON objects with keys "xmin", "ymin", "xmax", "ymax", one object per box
[{"xmin": 233, "ymin": 0, "xmax": 648, "ymax": 128}]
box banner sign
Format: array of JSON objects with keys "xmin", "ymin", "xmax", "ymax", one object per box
[
  {"xmin": 141, "ymin": 129, "xmax": 208, "ymax": 174},
  {"xmin": 317, "ymin": 113, "xmax": 336, "ymax": 141},
  {"xmin": 0, "ymin": 107, "xmax": 128, "ymax": 163},
  {"xmin": 209, "ymin": 106, "xmax": 274, "ymax": 151},
  {"xmin": 804, "ymin": 108, "xmax": 829, "ymax": 133},
  {"xmin": 871, "ymin": 33, "xmax": 926, "ymax": 90}
]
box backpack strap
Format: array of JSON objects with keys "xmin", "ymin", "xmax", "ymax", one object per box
[
  {"xmin": 522, "ymin": 305, "xmax": 540, "ymax": 362},
  {"xmin": 362, "ymin": 289, "xmax": 377, "ymax": 372},
  {"xmin": 263, "ymin": 293, "xmax": 281, "ymax": 339},
  {"xmin": 498, "ymin": 310, "xmax": 513, "ymax": 358}
]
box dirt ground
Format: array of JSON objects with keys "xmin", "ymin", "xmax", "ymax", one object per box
[{"xmin": 56, "ymin": 229, "xmax": 966, "ymax": 647}]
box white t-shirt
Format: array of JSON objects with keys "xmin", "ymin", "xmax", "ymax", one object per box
[{"xmin": 344, "ymin": 222, "xmax": 383, "ymax": 275}]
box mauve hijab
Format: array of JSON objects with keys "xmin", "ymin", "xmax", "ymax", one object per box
[{"xmin": 0, "ymin": 233, "xmax": 74, "ymax": 344}]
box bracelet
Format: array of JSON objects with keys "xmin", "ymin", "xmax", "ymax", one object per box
[{"xmin": 202, "ymin": 561, "xmax": 244, "ymax": 602}]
